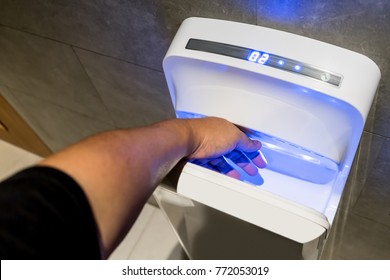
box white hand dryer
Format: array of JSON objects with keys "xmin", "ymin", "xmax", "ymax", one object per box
[{"xmin": 155, "ymin": 17, "xmax": 381, "ymax": 259}]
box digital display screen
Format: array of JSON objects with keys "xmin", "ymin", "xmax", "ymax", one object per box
[
  {"xmin": 247, "ymin": 51, "xmax": 269, "ymax": 64},
  {"xmin": 186, "ymin": 39, "xmax": 342, "ymax": 86}
]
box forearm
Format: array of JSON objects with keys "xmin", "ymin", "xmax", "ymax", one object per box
[
  {"xmin": 40, "ymin": 118, "xmax": 194, "ymax": 257},
  {"xmin": 39, "ymin": 117, "xmax": 262, "ymax": 258}
]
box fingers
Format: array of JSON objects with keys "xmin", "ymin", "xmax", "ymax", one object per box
[
  {"xmin": 244, "ymin": 150, "xmax": 268, "ymax": 169},
  {"xmin": 190, "ymin": 149, "xmax": 267, "ymax": 180},
  {"xmin": 191, "ymin": 157, "xmax": 241, "ymax": 179},
  {"xmin": 236, "ymin": 138, "xmax": 262, "ymax": 153},
  {"xmin": 224, "ymin": 150, "xmax": 258, "ymax": 176},
  {"xmin": 209, "ymin": 158, "xmax": 241, "ymax": 179}
]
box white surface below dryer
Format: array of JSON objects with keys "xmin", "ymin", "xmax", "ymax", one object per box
[{"xmin": 154, "ymin": 17, "xmax": 381, "ymax": 259}]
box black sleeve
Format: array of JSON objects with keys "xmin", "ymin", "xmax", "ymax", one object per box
[{"xmin": 0, "ymin": 166, "xmax": 102, "ymax": 259}]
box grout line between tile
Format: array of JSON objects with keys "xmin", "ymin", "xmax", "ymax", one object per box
[
  {"xmin": 71, "ymin": 46, "xmax": 164, "ymax": 74},
  {"xmin": 0, "ymin": 23, "xmax": 164, "ymax": 73},
  {"xmin": 362, "ymin": 130, "xmax": 390, "ymax": 140},
  {"xmin": 4, "ymin": 86, "xmax": 114, "ymax": 128},
  {"xmin": 71, "ymin": 46, "xmax": 117, "ymax": 127}
]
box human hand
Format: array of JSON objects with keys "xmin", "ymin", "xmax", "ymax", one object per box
[{"xmin": 185, "ymin": 117, "xmax": 267, "ymax": 179}]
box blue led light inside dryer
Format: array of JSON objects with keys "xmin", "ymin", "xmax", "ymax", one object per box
[{"xmin": 176, "ymin": 111, "xmax": 339, "ymax": 186}]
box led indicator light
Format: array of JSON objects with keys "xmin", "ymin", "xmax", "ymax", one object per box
[
  {"xmin": 248, "ymin": 51, "xmax": 260, "ymax": 62},
  {"xmin": 278, "ymin": 60, "xmax": 285, "ymax": 66},
  {"xmin": 248, "ymin": 51, "xmax": 270, "ymax": 65},
  {"xmin": 294, "ymin": 65, "xmax": 302, "ymax": 71},
  {"xmin": 258, "ymin": 53, "xmax": 270, "ymax": 65}
]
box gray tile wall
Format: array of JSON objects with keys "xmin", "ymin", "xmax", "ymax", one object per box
[{"xmin": 0, "ymin": 0, "xmax": 389, "ymax": 259}]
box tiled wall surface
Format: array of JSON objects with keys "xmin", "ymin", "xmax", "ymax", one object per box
[{"xmin": 0, "ymin": 0, "xmax": 389, "ymax": 259}]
